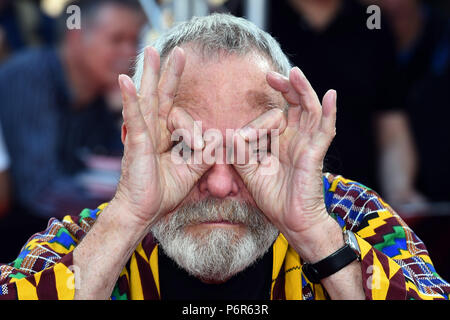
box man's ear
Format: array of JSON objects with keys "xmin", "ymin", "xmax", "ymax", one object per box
[{"xmin": 121, "ymin": 123, "xmax": 127, "ymax": 144}]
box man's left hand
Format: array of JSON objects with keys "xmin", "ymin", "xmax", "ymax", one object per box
[{"xmin": 234, "ymin": 67, "xmax": 343, "ymax": 263}]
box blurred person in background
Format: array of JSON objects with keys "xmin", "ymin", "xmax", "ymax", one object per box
[
  {"xmin": 263, "ymin": 0, "xmax": 422, "ymax": 209},
  {"xmin": 0, "ymin": 122, "xmax": 11, "ymax": 217},
  {"xmin": 372, "ymin": 0, "xmax": 450, "ymax": 282},
  {"xmin": 373, "ymin": 0, "xmax": 450, "ymax": 204},
  {"xmin": 0, "ymin": 121, "xmax": 17, "ymax": 263},
  {"xmin": 0, "ymin": 0, "xmax": 55, "ymax": 62},
  {"xmin": 0, "ymin": 0, "xmax": 145, "ymax": 261}
]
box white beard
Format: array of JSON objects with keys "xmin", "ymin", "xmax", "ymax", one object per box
[{"xmin": 150, "ymin": 198, "xmax": 279, "ymax": 282}]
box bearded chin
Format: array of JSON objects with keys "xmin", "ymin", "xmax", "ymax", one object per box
[{"xmin": 150, "ymin": 199, "xmax": 279, "ymax": 282}]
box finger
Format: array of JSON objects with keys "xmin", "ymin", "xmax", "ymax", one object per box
[
  {"xmin": 158, "ymin": 46, "xmax": 186, "ymax": 117},
  {"xmin": 288, "ymin": 67, "xmax": 324, "ymax": 133},
  {"xmin": 310, "ymin": 90, "xmax": 337, "ymax": 156},
  {"xmin": 287, "ymin": 106, "xmax": 302, "ymax": 128},
  {"xmin": 266, "ymin": 71, "xmax": 301, "ymax": 106},
  {"xmin": 319, "ymin": 90, "xmax": 337, "ymax": 136},
  {"xmin": 186, "ymin": 133, "xmax": 222, "ymax": 176},
  {"xmin": 288, "ymin": 67, "xmax": 321, "ymax": 114},
  {"xmin": 266, "ymin": 71, "xmax": 302, "ymax": 128},
  {"xmin": 232, "ymin": 132, "xmax": 282, "ymax": 183},
  {"xmin": 267, "ymin": 68, "xmax": 322, "ymax": 119},
  {"xmin": 119, "ymin": 74, "xmax": 148, "ymax": 143},
  {"xmin": 138, "ymin": 47, "xmax": 161, "ymax": 126},
  {"xmin": 232, "ymin": 132, "xmax": 259, "ymax": 175},
  {"xmin": 168, "ymin": 107, "xmax": 204, "ymax": 150},
  {"xmin": 164, "ymin": 132, "xmax": 218, "ymax": 192},
  {"xmin": 238, "ymin": 108, "xmax": 287, "ymax": 142},
  {"xmin": 121, "ymin": 123, "xmax": 126, "ymax": 144}
]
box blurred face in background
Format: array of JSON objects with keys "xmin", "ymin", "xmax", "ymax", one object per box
[
  {"xmin": 373, "ymin": 0, "xmax": 421, "ymax": 50},
  {"xmin": 76, "ymin": 4, "xmax": 144, "ymax": 90},
  {"xmin": 374, "ymin": 0, "xmax": 419, "ymax": 23},
  {"xmin": 375, "ymin": 0, "xmax": 417, "ymax": 15}
]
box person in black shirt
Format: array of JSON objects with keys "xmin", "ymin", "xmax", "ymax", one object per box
[
  {"xmin": 377, "ymin": 0, "xmax": 450, "ymax": 203},
  {"xmin": 265, "ymin": 0, "xmax": 422, "ymax": 207}
]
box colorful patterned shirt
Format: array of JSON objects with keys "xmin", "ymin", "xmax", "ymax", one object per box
[{"xmin": 0, "ymin": 174, "xmax": 449, "ymax": 300}]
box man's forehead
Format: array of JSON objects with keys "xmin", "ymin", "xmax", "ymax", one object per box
[
  {"xmin": 172, "ymin": 49, "xmax": 284, "ymax": 128},
  {"xmin": 174, "ymin": 85, "xmax": 281, "ymax": 112}
]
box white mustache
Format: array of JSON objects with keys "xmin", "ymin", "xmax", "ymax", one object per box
[{"xmin": 168, "ymin": 198, "xmax": 269, "ymax": 231}]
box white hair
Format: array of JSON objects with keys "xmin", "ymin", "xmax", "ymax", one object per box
[{"xmin": 133, "ymin": 13, "xmax": 292, "ymax": 91}]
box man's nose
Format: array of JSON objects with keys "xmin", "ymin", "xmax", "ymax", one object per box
[{"xmin": 198, "ymin": 164, "xmax": 240, "ymax": 199}]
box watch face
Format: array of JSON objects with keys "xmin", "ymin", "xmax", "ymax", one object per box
[{"xmin": 345, "ymin": 230, "xmax": 361, "ymax": 255}]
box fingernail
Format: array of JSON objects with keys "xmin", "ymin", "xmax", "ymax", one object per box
[
  {"xmin": 119, "ymin": 74, "xmax": 133, "ymax": 90},
  {"xmin": 292, "ymin": 67, "xmax": 305, "ymax": 79},
  {"xmin": 118, "ymin": 74, "xmax": 127, "ymax": 88},
  {"xmin": 268, "ymin": 71, "xmax": 284, "ymax": 80}
]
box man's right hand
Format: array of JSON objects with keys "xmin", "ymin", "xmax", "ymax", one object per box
[
  {"xmin": 73, "ymin": 47, "xmax": 214, "ymax": 299},
  {"xmin": 114, "ymin": 46, "xmax": 212, "ymax": 230}
]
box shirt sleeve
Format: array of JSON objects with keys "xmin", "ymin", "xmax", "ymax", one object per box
[
  {"xmin": 324, "ymin": 174, "xmax": 450, "ymax": 300},
  {"xmin": 0, "ymin": 203, "xmax": 107, "ymax": 300}
]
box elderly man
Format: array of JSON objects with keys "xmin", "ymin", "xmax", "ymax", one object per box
[
  {"xmin": 0, "ymin": 14, "xmax": 448, "ymax": 300},
  {"xmin": 0, "ymin": 0, "xmax": 144, "ymax": 221}
]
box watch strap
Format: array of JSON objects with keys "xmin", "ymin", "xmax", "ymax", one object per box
[{"xmin": 302, "ymin": 244, "xmax": 359, "ymax": 284}]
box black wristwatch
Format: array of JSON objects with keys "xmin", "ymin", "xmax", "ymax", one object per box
[{"xmin": 302, "ymin": 230, "xmax": 361, "ymax": 284}]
